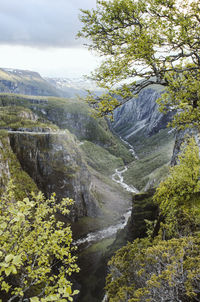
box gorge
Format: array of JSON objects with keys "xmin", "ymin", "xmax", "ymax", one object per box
[{"xmin": 0, "ymin": 69, "xmax": 176, "ymax": 301}]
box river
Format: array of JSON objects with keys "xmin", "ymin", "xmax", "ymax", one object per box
[
  {"xmin": 75, "ymin": 140, "xmax": 138, "ymax": 302},
  {"xmin": 75, "ymin": 153, "xmax": 139, "ymax": 248}
]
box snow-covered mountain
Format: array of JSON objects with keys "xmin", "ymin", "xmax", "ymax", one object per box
[{"xmin": 45, "ymin": 77, "xmax": 103, "ymax": 97}]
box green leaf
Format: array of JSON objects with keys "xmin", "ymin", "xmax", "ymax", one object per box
[
  {"xmin": 73, "ymin": 289, "xmax": 79, "ymax": 295},
  {"xmin": 5, "ymin": 267, "xmax": 12, "ymax": 276},
  {"xmin": 12, "ymin": 255, "xmax": 21, "ymax": 265},
  {"xmin": 5, "ymin": 254, "xmax": 14, "ymax": 263},
  {"xmin": 30, "ymin": 297, "xmax": 40, "ymax": 302}
]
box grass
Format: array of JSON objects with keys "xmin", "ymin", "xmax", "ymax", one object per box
[
  {"xmin": 0, "ymin": 93, "xmax": 133, "ymax": 163},
  {"xmin": 80, "ymin": 141, "xmax": 123, "ymax": 175},
  {"xmin": 128, "ymin": 128, "xmax": 174, "ymax": 158},
  {"xmin": 123, "ymin": 129, "xmax": 175, "ymax": 190},
  {"xmin": 0, "ymin": 105, "xmax": 58, "ymax": 130}
]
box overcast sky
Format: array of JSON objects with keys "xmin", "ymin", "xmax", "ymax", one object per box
[{"xmin": 0, "ymin": 0, "xmax": 100, "ymax": 78}]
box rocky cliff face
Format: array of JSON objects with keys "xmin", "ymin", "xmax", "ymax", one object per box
[
  {"xmin": 110, "ymin": 86, "xmax": 175, "ymax": 191},
  {"xmin": 112, "ymin": 86, "xmax": 174, "ymax": 141},
  {"xmin": 0, "ymin": 132, "xmax": 38, "ymax": 199},
  {"xmin": 0, "ymin": 93, "xmax": 133, "ymax": 224},
  {"xmin": 171, "ymin": 128, "xmax": 200, "ymax": 166},
  {"xmin": 9, "ymin": 131, "xmax": 99, "ymax": 221}
]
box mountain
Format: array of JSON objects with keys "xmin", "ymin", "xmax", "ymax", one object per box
[
  {"xmin": 0, "ymin": 68, "xmax": 104, "ymax": 99},
  {"xmin": 45, "ymin": 77, "xmax": 104, "ymax": 98},
  {"xmin": 0, "ymin": 71, "xmax": 178, "ymax": 302},
  {"xmin": 0, "ymin": 68, "xmax": 61, "ymax": 96},
  {"xmin": 110, "ymin": 85, "xmax": 175, "ymax": 191},
  {"xmin": 0, "ymin": 93, "xmax": 133, "ymax": 225}
]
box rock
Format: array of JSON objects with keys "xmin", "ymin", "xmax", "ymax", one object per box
[
  {"xmin": 110, "ymin": 189, "xmax": 158, "ymax": 251},
  {"xmin": 9, "ymin": 131, "xmax": 100, "ymax": 221},
  {"xmin": 0, "ymin": 132, "xmax": 38, "ymax": 199},
  {"xmin": 112, "ymin": 87, "xmax": 174, "ymax": 140},
  {"xmin": 171, "ymin": 128, "xmax": 200, "ymax": 166}
]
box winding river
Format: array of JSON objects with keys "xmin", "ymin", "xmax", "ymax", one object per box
[
  {"xmin": 75, "ymin": 208, "xmax": 132, "ymax": 247},
  {"xmin": 75, "ymin": 142, "xmax": 139, "ymax": 248},
  {"xmin": 75, "ymin": 140, "xmax": 139, "ymax": 302}
]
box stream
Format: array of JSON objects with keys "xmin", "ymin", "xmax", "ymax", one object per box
[
  {"xmin": 75, "ymin": 208, "xmax": 132, "ymax": 247},
  {"xmin": 75, "ymin": 140, "xmax": 139, "ymax": 302},
  {"xmin": 112, "ymin": 166, "xmax": 139, "ymax": 194},
  {"xmin": 75, "ymin": 142, "xmax": 139, "ymax": 248},
  {"xmin": 119, "ymin": 136, "xmax": 139, "ymax": 160}
]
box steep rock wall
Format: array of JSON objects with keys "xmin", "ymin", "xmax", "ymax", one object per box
[
  {"xmin": 171, "ymin": 128, "xmax": 200, "ymax": 166},
  {"xmin": 112, "ymin": 87, "xmax": 174, "ymax": 140},
  {"xmin": 9, "ymin": 131, "xmax": 99, "ymax": 221}
]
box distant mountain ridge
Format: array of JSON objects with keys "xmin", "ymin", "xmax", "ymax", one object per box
[
  {"xmin": 45, "ymin": 77, "xmax": 103, "ymax": 98},
  {"xmin": 0, "ymin": 68, "xmax": 60, "ymax": 97},
  {"xmin": 0, "ymin": 67, "xmax": 103, "ymax": 98}
]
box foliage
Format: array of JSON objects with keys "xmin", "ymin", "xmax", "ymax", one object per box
[
  {"xmin": 106, "ymin": 235, "xmax": 200, "ymax": 302},
  {"xmin": 80, "ymin": 140, "xmax": 123, "ymax": 175},
  {"xmin": 157, "ymin": 66, "xmax": 200, "ymax": 129},
  {"xmin": 105, "ymin": 138, "xmax": 200, "ymax": 302},
  {"xmin": 153, "ymin": 137, "xmax": 200, "ymax": 237},
  {"xmin": 0, "ymin": 105, "xmax": 58, "ymax": 131},
  {"xmin": 0, "ymin": 183, "xmax": 79, "ymax": 302},
  {"xmin": 78, "ymin": 0, "xmax": 200, "ymax": 126}
]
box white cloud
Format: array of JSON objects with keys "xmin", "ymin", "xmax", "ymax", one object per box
[
  {"xmin": 0, "ymin": 0, "xmax": 99, "ymax": 77},
  {"xmin": 0, "ymin": 0, "xmax": 96, "ymax": 48},
  {"xmin": 0, "ymin": 45, "xmax": 101, "ymax": 77}
]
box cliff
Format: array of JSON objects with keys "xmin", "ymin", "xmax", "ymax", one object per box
[
  {"xmin": 0, "ymin": 93, "xmax": 132, "ymax": 225},
  {"xmin": 110, "ymin": 86, "xmax": 175, "ymax": 191}
]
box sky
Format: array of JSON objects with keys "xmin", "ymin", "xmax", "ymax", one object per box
[{"xmin": 0, "ymin": 0, "xmax": 100, "ymax": 78}]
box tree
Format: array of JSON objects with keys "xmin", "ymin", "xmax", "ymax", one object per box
[
  {"xmin": 0, "ymin": 183, "xmax": 79, "ymax": 302},
  {"xmin": 153, "ymin": 137, "xmax": 200, "ymax": 238},
  {"xmin": 105, "ymin": 138, "xmax": 200, "ymax": 302},
  {"xmin": 78, "ymin": 0, "xmax": 200, "ymax": 126},
  {"xmin": 106, "ymin": 236, "xmax": 200, "ymax": 302}
]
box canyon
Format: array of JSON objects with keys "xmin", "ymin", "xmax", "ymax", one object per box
[{"xmin": 0, "ymin": 69, "xmax": 177, "ymax": 301}]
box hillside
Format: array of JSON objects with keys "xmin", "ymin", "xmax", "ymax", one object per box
[
  {"xmin": 0, "ymin": 92, "xmax": 134, "ymax": 226},
  {"xmin": 0, "ymin": 87, "xmax": 176, "ymax": 301},
  {"xmin": 0, "ymin": 68, "xmax": 61, "ymax": 96},
  {"xmin": 111, "ymin": 87, "xmax": 175, "ymax": 190}
]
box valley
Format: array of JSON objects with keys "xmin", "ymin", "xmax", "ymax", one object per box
[
  {"xmin": 0, "ymin": 70, "xmax": 176, "ymax": 302},
  {"xmin": 1, "ymin": 1, "xmax": 200, "ymax": 301}
]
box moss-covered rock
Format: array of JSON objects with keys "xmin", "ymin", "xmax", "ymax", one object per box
[
  {"xmin": 0, "ymin": 132, "xmax": 38, "ymax": 199},
  {"xmin": 8, "ymin": 130, "xmax": 100, "ymax": 221}
]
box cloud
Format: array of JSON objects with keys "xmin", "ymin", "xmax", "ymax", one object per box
[{"xmin": 0, "ymin": 0, "xmax": 96, "ymax": 48}]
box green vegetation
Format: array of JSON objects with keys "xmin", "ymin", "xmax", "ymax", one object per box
[
  {"xmin": 0, "ymin": 105, "xmax": 58, "ymax": 131},
  {"xmin": 154, "ymin": 138, "xmax": 200, "ymax": 237},
  {"xmin": 0, "ymin": 93, "xmax": 132, "ymax": 162},
  {"xmin": 0, "ymin": 133, "xmax": 38, "ymax": 199},
  {"xmin": 79, "ymin": 0, "xmax": 200, "ymax": 129},
  {"xmin": 105, "ymin": 138, "xmax": 200, "ymax": 302},
  {"xmin": 106, "ymin": 235, "xmax": 200, "ymax": 302},
  {"xmin": 80, "ymin": 141, "xmax": 123, "ymax": 175},
  {"xmin": 123, "ymin": 130, "xmax": 174, "ymax": 190},
  {"xmin": 0, "ymin": 184, "xmax": 79, "ymax": 302}
]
